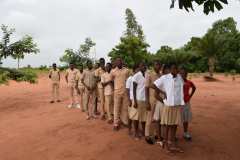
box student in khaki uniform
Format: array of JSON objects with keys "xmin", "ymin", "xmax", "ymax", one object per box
[
  {"xmin": 101, "ymin": 63, "xmax": 114, "ymax": 124},
  {"xmin": 145, "ymin": 60, "xmax": 162, "ymax": 144},
  {"xmin": 95, "ymin": 58, "xmax": 106, "ymax": 120},
  {"xmin": 65, "ymin": 63, "xmax": 79, "ymax": 108},
  {"xmin": 76, "ymin": 64, "xmax": 85, "ymax": 111},
  {"xmin": 133, "ymin": 62, "xmax": 147, "ymax": 139},
  {"xmin": 49, "ymin": 63, "xmax": 61, "ymax": 103},
  {"xmin": 111, "ymin": 57, "xmax": 130, "ymax": 131},
  {"xmin": 81, "ymin": 61, "xmax": 97, "ymax": 120}
]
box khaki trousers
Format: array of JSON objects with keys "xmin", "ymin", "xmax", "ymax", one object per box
[
  {"xmin": 113, "ymin": 92, "xmax": 129, "ymax": 126},
  {"xmin": 84, "ymin": 89, "xmax": 96, "ymax": 117},
  {"xmin": 145, "ymin": 100, "xmax": 156, "ymax": 137},
  {"xmin": 51, "ymin": 82, "xmax": 60, "ymax": 101},
  {"xmin": 105, "ymin": 95, "xmax": 113, "ymax": 121},
  {"xmin": 98, "ymin": 88, "xmax": 105, "ymax": 116},
  {"xmin": 68, "ymin": 83, "xmax": 78, "ymax": 104}
]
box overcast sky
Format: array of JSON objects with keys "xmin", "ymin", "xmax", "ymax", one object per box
[{"xmin": 0, "ymin": 0, "xmax": 239, "ymax": 68}]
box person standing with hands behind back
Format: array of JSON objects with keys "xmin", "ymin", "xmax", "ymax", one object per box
[
  {"xmin": 65, "ymin": 62, "xmax": 79, "ymax": 108},
  {"xmin": 49, "ymin": 63, "xmax": 61, "ymax": 103},
  {"xmin": 180, "ymin": 68, "xmax": 196, "ymax": 141}
]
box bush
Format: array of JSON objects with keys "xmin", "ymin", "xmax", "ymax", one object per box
[{"xmin": 0, "ymin": 67, "xmax": 37, "ymax": 84}]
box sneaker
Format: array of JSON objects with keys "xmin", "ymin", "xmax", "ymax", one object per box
[
  {"xmin": 183, "ymin": 132, "xmax": 192, "ymax": 141},
  {"xmin": 75, "ymin": 104, "xmax": 81, "ymax": 109}
]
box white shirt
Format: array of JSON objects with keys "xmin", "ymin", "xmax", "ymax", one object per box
[
  {"xmin": 126, "ymin": 76, "xmax": 133, "ymax": 100},
  {"xmin": 154, "ymin": 73, "xmax": 185, "ymax": 107},
  {"xmin": 132, "ymin": 71, "xmax": 146, "ymax": 101}
]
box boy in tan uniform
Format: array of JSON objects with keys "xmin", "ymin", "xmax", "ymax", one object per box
[
  {"xmin": 95, "ymin": 58, "xmax": 106, "ymax": 119},
  {"xmin": 81, "ymin": 61, "xmax": 97, "ymax": 120},
  {"xmin": 145, "ymin": 60, "xmax": 162, "ymax": 144},
  {"xmin": 65, "ymin": 63, "xmax": 79, "ymax": 108},
  {"xmin": 101, "ymin": 63, "xmax": 114, "ymax": 123},
  {"xmin": 76, "ymin": 64, "xmax": 85, "ymax": 111},
  {"xmin": 49, "ymin": 63, "xmax": 61, "ymax": 103},
  {"xmin": 111, "ymin": 58, "xmax": 130, "ymax": 130}
]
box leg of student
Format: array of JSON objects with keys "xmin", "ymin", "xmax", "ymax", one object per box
[
  {"xmin": 120, "ymin": 93, "xmax": 129, "ymax": 126},
  {"xmin": 51, "ymin": 83, "xmax": 55, "ymax": 102},
  {"xmin": 99, "ymin": 88, "xmax": 105, "ymax": 119},
  {"xmin": 105, "ymin": 95, "xmax": 113, "ymax": 122},
  {"xmin": 84, "ymin": 90, "xmax": 90, "ymax": 118},
  {"xmin": 113, "ymin": 94, "xmax": 122, "ymax": 128},
  {"xmin": 90, "ymin": 91, "xmax": 97, "ymax": 118},
  {"xmin": 56, "ymin": 83, "xmax": 60, "ymax": 101}
]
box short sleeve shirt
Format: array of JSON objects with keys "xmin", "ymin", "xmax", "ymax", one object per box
[
  {"xmin": 111, "ymin": 67, "xmax": 130, "ymax": 95},
  {"xmin": 66, "ymin": 68, "xmax": 78, "ymax": 84},
  {"xmin": 82, "ymin": 69, "xmax": 97, "ymax": 89},
  {"xmin": 95, "ymin": 67, "xmax": 105, "ymax": 89},
  {"xmin": 154, "ymin": 73, "xmax": 185, "ymax": 107},
  {"xmin": 101, "ymin": 72, "xmax": 113, "ymax": 96},
  {"xmin": 132, "ymin": 71, "xmax": 146, "ymax": 101},
  {"xmin": 145, "ymin": 71, "xmax": 161, "ymax": 103},
  {"xmin": 126, "ymin": 76, "xmax": 133, "ymax": 100},
  {"xmin": 49, "ymin": 69, "xmax": 60, "ymax": 83}
]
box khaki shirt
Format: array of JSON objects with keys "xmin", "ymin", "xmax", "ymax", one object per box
[
  {"xmin": 101, "ymin": 72, "xmax": 113, "ymax": 96},
  {"xmin": 66, "ymin": 68, "xmax": 78, "ymax": 84},
  {"xmin": 49, "ymin": 69, "xmax": 60, "ymax": 83},
  {"xmin": 111, "ymin": 67, "xmax": 130, "ymax": 95},
  {"xmin": 95, "ymin": 67, "xmax": 105, "ymax": 89},
  {"xmin": 145, "ymin": 70, "xmax": 161, "ymax": 104},
  {"xmin": 82, "ymin": 68, "xmax": 97, "ymax": 89},
  {"xmin": 76, "ymin": 71, "xmax": 84, "ymax": 88}
]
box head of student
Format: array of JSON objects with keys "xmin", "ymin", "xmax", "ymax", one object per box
[
  {"xmin": 162, "ymin": 64, "xmax": 170, "ymax": 75},
  {"xmin": 138, "ymin": 61, "xmax": 147, "ymax": 73},
  {"xmin": 69, "ymin": 62, "xmax": 75, "ymax": 70},
  {"xmin": 99, "ymin": 58, "xmax": 105, "ymax": 68},
  {"xmin": 115, "ymin": 57, "xmax": 123, "ymax": 69},
  {"xmin": 105, "ymin": 62, "xmax": 112, "ymax": 73},
  {"xmin": 153, "ymin": 60, "xmax": 161, "ymax": 73},
  {"xmin": 79, "ymin": 64, "xmax": 83, "ymax": 72},
  {"xmin": 180, "ymin": 67, "xmax": 188, "ymax": 80},
  {"xmin": 170, "ymin": 63, "xmax": 178, "ymax": 77},
  {"xmin": 52, "ymin": 63, "xmax": 57, "ymax": 69},
  {"xmin": 87, "ymin": 60, "xmax": 93, "ymax": 70},
  {"xmin": 132, "ymin": 64, "xmax": 139, "ymax": 74}
]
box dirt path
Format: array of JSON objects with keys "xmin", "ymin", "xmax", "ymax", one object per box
[{"xmin": 0, "ymin": 75, "xmax": 240, "ymax": 160}]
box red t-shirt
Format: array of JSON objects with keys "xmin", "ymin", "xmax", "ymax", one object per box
[{"xmin": 183, "ymin": 79, "xmax": 195, "ymax": 103}]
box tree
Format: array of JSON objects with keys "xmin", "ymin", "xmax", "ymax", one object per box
[
  {"xmin": 109, "ymin": 8, "xmax": 150, "ymax": 67},
  {"xmin": 60, "ymin": 37, "xmax": 95, "ymax": 66},
  {"xmin": 190, "ymin": 17, "xmax": 238, "ymax": 76},
  {"xmin": 0, "ymin": 25, "xmax": 39, "ymax": 68},
  {"xmin": 170, "ymin": 0, "xmax": 229, "ymax": 15}
]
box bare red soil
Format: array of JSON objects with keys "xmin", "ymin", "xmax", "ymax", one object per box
[{"xmin": 0, "ymin": 74, "xmax": 240, "ymax": 160}]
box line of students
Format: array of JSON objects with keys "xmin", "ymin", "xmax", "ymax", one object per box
[{"xmin": 48, "ymin": 57, "xmax": 196, "ymax": 154}]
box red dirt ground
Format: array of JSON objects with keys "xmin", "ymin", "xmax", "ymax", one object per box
[{"xmin": 0, "ymin": 74, "xmax": 240, "ymax": 160}]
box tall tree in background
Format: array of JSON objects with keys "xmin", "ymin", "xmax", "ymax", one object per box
[
  {"xmin": 60, "ymin": 37, "xmax": 95, "ymax": 66},
  {"xmin": 109, "ymin": 8, "xmax": 150, "ymax": 67},
  {"xmin": 0, "ymin": 25, "xmax": 39, "ymax": 68}
]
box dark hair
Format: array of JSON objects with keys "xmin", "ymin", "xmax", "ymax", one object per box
[
  {"xmin": 106, "ymin": 62, "xmax": 112, "ymax": 67},
  {"xmin": 132, "ymin": 63, "xmax": 139, "ymax": 71},
  {"xmin": 169, "ymin": 63, "xmax": 178, "ymax": 68},
  {"xmin": 87, "ymin": 60, "xmax": 92, "ymax": 64},
  {"xmin": 53, "ymin": 63, "xmax": 56, "ymax": 66},
  {"xmin": 99, "ymin": 58, "xmax": 105, "ymax": 61},
  {"xmin": 153, "ymin": 60, "xmax": 161, "ymax": 66},
  {"xmin": 162, "ymin": 64, "xmax": 170, "ymax": 70}
]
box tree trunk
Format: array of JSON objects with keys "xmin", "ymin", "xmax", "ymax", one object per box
[
  {"xmin": 208, "ymin": 56, "xmax": 215, "ymax": 77},
  {"xmin": 17, "ymin": 57, "xmax": 20, "ymax": 69}
]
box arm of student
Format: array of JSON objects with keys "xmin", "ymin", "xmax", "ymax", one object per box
[
  {"xmin": 190, "ymin": 82, "xmax": 196, "ymax": 99},
  {"xmin": 65, "ymin": 71, "xmax": 68, "ymax": 83},
  {"xmin": 145, "ymin": 74, "xmax": 151, "ymax": 111},
  {"xmin": 49, "ymin": 70, "xmax": 52, "ymax": 79},
  {"xmin": 58, "ymin": 71, "xmax": 61, "ymax": 81},
  {"xmin": 133, "ymin": 82, "xmax": 138, "ymax": 108}
]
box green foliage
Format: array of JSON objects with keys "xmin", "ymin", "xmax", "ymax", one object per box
[
  {"xmin": 0, "ymin": 67, "xmax": 37, "ymax": 84},
  {"xmin": 109, "ymin": 8, "xmax": 150, "ymax": 67},
  {"xmin": 170, "ymin": 0, "xmax": 228, "ymax": 15},
  {"xmin": 60, "ymin": 37, "xmax": 95, "ymax": 67}
]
